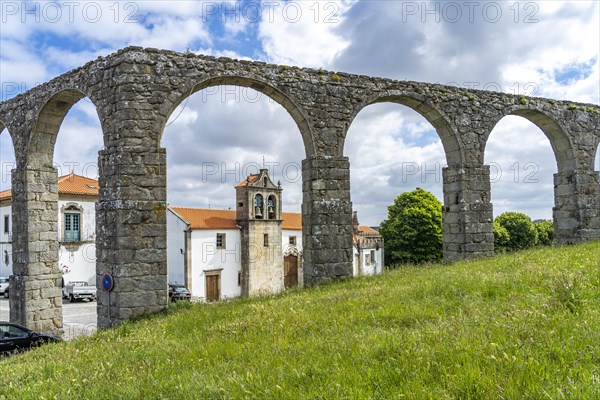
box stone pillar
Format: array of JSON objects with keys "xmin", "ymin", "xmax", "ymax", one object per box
[
  {"xmin": 442, "ymin": 164, "xmax": 494, "ymax": 262},
  {"xmin": 96, "ymin": 147, "xmax": 168, "ymax": 328},
  {"xmin": 302, "ymin": 156, "xmax": 353, "ymax": 285},
  {"xmin": 9, "ymin": 166, "xmax": 63, "ymax": 335},
  {"xmin": 553, "ymin": 170, "xmax": 600, "ymax": 243}
]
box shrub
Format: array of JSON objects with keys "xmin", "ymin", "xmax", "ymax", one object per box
[
  {"xmin": 493, "ymin": 220, "xmax": 510, "ymax": 252},
  {"xmin": 534, "ymin": 220, "xmax": 554, "ymax": 246},
  {"xmin": 379, "ymin": 188, "xmax": 443, "ymax": 265},
  {"xmin": 495, "ymin": 212, "xmax": 538, "ymax": 251}
]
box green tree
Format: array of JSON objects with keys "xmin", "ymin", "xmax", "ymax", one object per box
[
  {"xmin": 493, "ymin": 220, "xmax": 510, "ymax": 253},
  {"xmin": 534, "ymin": 220, "xmax": 554, "ymax": 246},
  {"xmin": 495, "ymin": 212, "xmax": 538, "ymax": 251},
  {"xmin": 379, "ymin": 188, "xmax": 443, "ymax": 265}
]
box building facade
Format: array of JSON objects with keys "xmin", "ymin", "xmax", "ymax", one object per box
[
  {"xmin": 167, "ymin": 170, "xmax": 384, "ymax": 301},
  {"xmin": 1, "ymin": 171, "xmax": 383, "ymax": 302},
  {"xmin": 0, "ymin": 173, "xmax": 98, "ymax": 286}
]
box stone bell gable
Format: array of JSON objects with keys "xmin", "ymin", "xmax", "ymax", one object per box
[{"xmin": 236, "ymin": 169, "xmax": 284, "ymax": 297}]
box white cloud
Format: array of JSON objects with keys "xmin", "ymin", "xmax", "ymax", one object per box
[{"xmin": 258, "ymin": 0, "xmax": 354, "ymax": 67}]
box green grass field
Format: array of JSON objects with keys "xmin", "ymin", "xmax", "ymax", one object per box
[{"xmin": 1, "ymin": 242, "xmax": 599, "ymax": 399}]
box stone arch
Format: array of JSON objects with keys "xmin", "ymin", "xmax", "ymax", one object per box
[
  {"xmin": 484, "ymin": 108, "xmax": 577, "ymax": 172},
  {"xmin": 343, "ymin": 92, "xmax": 464, "ymax": 166},
  {"xmin": 27, "ymin": 88, "xmax": 105, "ymax": 169},
  {"xmin": 158, "ymin": 75, "xmax": 315, "ymax": 158}
]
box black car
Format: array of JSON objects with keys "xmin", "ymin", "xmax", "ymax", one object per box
[
  {"xmin": 0, "ymin": 322, "xmax": 61, "ymax": 355},
  {"xmin": 168, "ymin": 285, "xmax": 191, "ymax": 302}
]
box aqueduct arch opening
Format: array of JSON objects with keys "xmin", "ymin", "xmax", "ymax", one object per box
[
  {"xmin": 344, "ymin": 101, "xmax": 448, "ymax": 264},
  {"xmin": 8, "ymin": 88, "xmax": 104, "ymax": 334},
  {"xmin": 0, "ymin": 47, "xmax": 597, "ymax": 332},
  {"xmin": 484, "ymin": 108, "xmax": 593, "ymax": 244},
  {"xmin": 0, "ymin": 122, "xmax": 15, "ymax": 287},
  {"xmin": 0, "ymin": 121, "xmax": 15, "ymax": 191},
  {"xmin": 160, "ymin": 83, "xmax": 305, "ymax": 299},
  {"xmin": 484, "ymin": 115, "xmax": 556, "ymax": 221}
]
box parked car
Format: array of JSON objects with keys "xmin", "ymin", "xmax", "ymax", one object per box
[
  {"xmin": 62, "ymin": 281, "xmax": 96, "ymax": 302},
  {"xmin": 0, "ymin": 322, "xmax": 61, "ymax": 355},
  {"xmin": 168, "ymin": 285, "xmax": 191, "ymax": 302},
  {"xmin": 0, "ymin": 277, "xmax": 8, "ymax": 299}
]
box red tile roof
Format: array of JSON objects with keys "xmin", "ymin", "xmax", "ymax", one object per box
[
  {"xmin": 170, "ymin": 207, "xmax": 238, "ymax": 230},
  {"xmin": 0, "ymin": 173, "xmax": 98, "ymax": 202},
  {"xmin": 282, "ymin": 212, "xmax": 302, "ymax": 230},
  {"xmin": 235, "ymin": 174, "xmax": 260, "ymax": 187},
  {"xmin": 169, "ymin": 207, "xmax": 303, "ymax": 231},
  {"xmin": 0, "ymin": 189, "xmax": 10, "ymax": 202},
  {"xmin": 358, "ymin": 225, "xmax": 379, "ymax": 235},
  {"xmin": 57, "ymin": 173, "xmax": 99, "ymax": 196}
]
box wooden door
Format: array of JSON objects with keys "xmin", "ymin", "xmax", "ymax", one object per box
[
  {"xmin": 205, "ymin": 273, "xmax": 220, "ymax": 302},
  {"xmin": 284, "ymin": 255, "xmax": 298, "ymax": 289}
]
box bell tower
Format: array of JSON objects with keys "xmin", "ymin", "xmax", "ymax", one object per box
[{"xmin": 236, "ymin": 169, "xmax": 283, "ymax": 296}]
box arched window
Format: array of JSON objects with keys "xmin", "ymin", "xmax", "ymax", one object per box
[
  {"xmin": 62, "ymin": 204, "xmax": 82, "ymax": 242},
  {"xmin": 254, "ymin": 194, "xmax": 264, "ymax": 219},
  {"xmin": 268, "ymin": 195, "xmax": 277, "ymax": 219}
]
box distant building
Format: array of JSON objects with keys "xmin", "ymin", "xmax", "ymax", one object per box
[
  {"xmin": 167, "ymin": 169, "xmax": 384, "ymax": 301},
  {"xmin": 352, "ymin": 212, "xmax": 384, "ymax": 277},
  {"xmin": 0, "ymin": 170, "xmax": 384, "ymax": 301},
  {"xmin": 0, "ymin": 173, "xmax": 98, "ymax": 285}
]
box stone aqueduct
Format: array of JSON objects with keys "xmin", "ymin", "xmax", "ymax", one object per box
[{"xmin": 0, "ymin": 47, "xmax": 598, "ymax": 334}]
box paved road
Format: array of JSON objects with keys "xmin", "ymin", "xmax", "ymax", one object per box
[{"xmin": 0, "ymin": 298, "xmax": 97, "ymax": 341}]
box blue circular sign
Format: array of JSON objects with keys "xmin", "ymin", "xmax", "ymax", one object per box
[{"xmin": 102, "ymin": 273, "xmax": 114, "ymax": 292}]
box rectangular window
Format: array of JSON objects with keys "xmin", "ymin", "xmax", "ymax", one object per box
[
  {"xmin": 64, "ymin": 213, "xmax": 80, "ymax": 242},
  {"xmin": 370, "ymin": 250, "xmax": 376, "ymax": 264},
  {"xmin": 264, "ymin": 233, "xmax": 269, "ymax": 247},
  {"xmin": 216, "ymin": 233, "xmax": 226, "ymax": 249},
  {"xmin": 365, "ymin": 253, "xmax": 371, "ymax": 265},
  {"xmin": 3, "ymin": 215, "xmax": 9, "ymax": 234},
  {"xmin": 289, "ymin": 236, "xmax": 296, "ymax": 245},
  {"xmin": 238, "ymin": 271, "xmax": 241, "ymax": 287}
]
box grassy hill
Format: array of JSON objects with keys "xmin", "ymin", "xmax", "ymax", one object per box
[{"xmin": 1, "ymin": 242, "xmax": 599, "ymax": 399}]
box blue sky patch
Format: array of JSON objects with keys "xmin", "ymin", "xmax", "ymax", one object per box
[{"xmin": 554, "ymin": 57, "xmax": 597, "ymax": 85}]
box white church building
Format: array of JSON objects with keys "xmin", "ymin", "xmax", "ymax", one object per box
[{"xmin": 0, "ymin": 171, "xmax": 384, "ymax": 301}]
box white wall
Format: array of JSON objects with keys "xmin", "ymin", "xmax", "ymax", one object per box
[
  {"xmin": 352, "ymin": 241, "xmax": 383, "ymax": 277},
  {"xmin": 190, "ymin": 229, "xmax": 242, "ymax": 301},
  {"xmin": 282, "ymin": 229, "xmax": 302, "ymax": 255},
  {"xmin": 58, "ymin": 197, "xmax": 97, "ymax": 285},
  {"xmin": 0, "ymin": 204, "xmax": 13, "ymax": 276},
  {"xmin": 0, "ymin": 199, "xmax": 99, "ymax": 283},
  {"xmin": 167, "ymin": 209, "xmax": 187, "ymax": 286},
  {"xmin": 59, "ymin": 243, "xmax": 96, "ymax": 285}
]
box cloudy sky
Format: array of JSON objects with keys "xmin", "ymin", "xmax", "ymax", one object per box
[{"xmin": 0, "ymin": 0, "xmax": 598, "ymax": 226}]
